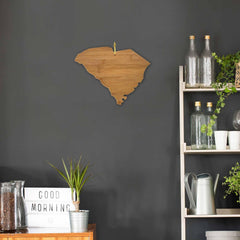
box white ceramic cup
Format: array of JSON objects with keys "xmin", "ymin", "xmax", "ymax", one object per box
[
  {"xmin": 228, "ymin": 131, "xmax": 240, "ymax": 150},
  {"xmin": 214, "ymin": 131, "xmax": 228, "ymax": 150}
]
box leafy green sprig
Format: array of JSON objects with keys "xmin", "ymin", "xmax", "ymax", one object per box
[
  {"xmin": 223, "ymin": 162, "xmax": 240, "ymax": 203},
  {"xmin": 201, "ymin": 51, "xmax": 240, "ymax": 136},
  {"xmin": 49, "ymin": 157, "xmax": 91, "ymax": 211}
]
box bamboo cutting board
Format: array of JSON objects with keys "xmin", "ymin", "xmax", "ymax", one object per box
[{"xmin": 75, "ymin": 46, "xmax": 150, "ymax": 105}]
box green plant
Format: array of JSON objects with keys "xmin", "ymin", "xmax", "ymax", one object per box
[
  {"xmin": 49, "ymin": 157, "xmax": 90, "ymax": 211},
  {"xmin": 201, "ymin": 51, "xmax": 240, "ymax": 136},
  {"xmin": 223, "ymin": 162, "xmax": 240, "ymax": 203}
]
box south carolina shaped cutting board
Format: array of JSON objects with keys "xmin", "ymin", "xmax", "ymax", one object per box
[{"xmin": 75, "ymin": 46, "xmax": 150, "ymax": 105}]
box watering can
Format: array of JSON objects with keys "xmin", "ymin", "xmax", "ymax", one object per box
[{"xmin": 185, "ymin": 173, "xmax": 219, "ymax": 215}]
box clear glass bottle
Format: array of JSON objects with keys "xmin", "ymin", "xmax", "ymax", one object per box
[
  {"xmin": 185, "ymin": 35, "xmax": 199, "ymax": 88},
  {"xmin": 191, "ymin": 101, "xmax": 207, "ymax": 149},
  {"xmin": 205, "ymin": 102, "xmax": 217, "ymax": 149},
  {"xmin": 0, "ymin": 182, "xmax": 17, "ymax": 232},
  {"xmin": 13, "ymin": 181, "xmax": 27, "ymax": 231},
  {"xmin": 200, "ymin": 35, "xmax": 215, "ymax": 87}
]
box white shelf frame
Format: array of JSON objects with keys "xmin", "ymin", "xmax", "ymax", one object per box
[
  {"xmin": 179, "ymin": 66, "xmax": 186, "ymax": 240},
  {"xmin": 178, "ymin": 66, "xmax": 240, "ymax": 240}
]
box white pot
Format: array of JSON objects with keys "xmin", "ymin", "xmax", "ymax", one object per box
[
  {"xmin": 214, "ymin": 131, "xmax": 228, "ymax": 150},
  {"xmin": 69, "ymin": 210, "xmax": 89, "ymax": 233},
  {"xmin": 228, "ymin": 131, "xmax": 240, "ymax": 150}
]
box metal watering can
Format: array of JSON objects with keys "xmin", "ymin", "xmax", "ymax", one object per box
[{"xmin": 185, "ymin": 173, "xmax": 219, "ymax": 215}]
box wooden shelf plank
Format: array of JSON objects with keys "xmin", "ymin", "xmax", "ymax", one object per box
[
  {"xmin": 185, "ymin": 214, "xmax": 240, "ymax": 218},
  {"xmin": 182, "ymin": 82, "xmax": 240, "ymax": 92},
  {"xmin": 184, "ymin": 145, "xmax": 240, "ymax": 154},
  {"xmin": 185, "ymin": 209, "xmax": 240, "ymax": 218}
]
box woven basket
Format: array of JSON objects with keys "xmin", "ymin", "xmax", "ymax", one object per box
[{"xmin": 235, "ymin": 62, "xmax": 240, "ymax": 88}]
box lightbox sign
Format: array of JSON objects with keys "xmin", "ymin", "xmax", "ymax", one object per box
[{"xmin": 24, "ymin": 187, "xmax": 75, "ymax": 228}]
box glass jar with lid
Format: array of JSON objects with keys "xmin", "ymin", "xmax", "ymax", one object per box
[{"xmin": 0, "ymin": 182, "xmax": 17, "ymax": 232}]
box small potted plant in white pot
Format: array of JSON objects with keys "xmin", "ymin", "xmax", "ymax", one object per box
[{"xmin": 49, "ymin": 157, "xmax": 91, "ymax": 232}]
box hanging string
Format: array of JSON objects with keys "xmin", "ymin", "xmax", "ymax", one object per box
[{"xmin": 113, "ymin": 41, "xmax": 117, "ymax": 56}]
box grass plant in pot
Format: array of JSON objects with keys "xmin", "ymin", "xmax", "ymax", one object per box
[{"xmin": 49, "ymin": 157, "xmax": 91, "ymax": 233}]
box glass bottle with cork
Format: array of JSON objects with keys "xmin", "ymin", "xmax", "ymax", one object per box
[
  {"xmin": 185, "ymin": 35, "xmax": 199, "ymax": 88},
  {"xmin": 200, "ymin": 35, "xmax": 215, "ymax": 87},
  {"xmin": 205, "ymin": 102, "xmax": 217, "ymax": 149},
  {"xmin": 191, "ymin": 101, "xmax": 207, "ymax": 149}
]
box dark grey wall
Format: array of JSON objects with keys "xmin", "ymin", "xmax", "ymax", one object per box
[{"xmin": 0, "ymin": 0, "xmax": 240, "ymax": 239}]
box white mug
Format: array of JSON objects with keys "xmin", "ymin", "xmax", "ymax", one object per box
[{"xmin": 214, "ymin": 131, "xmax": 228, "ymax": 150}]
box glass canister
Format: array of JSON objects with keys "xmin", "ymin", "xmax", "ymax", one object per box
[
  {"xmin": 13, "ymin": 180, "xmax": 27, "ymax": 231},
  {"xmin": 0, "ymin": 182, "xmax": 17, "ymax": 232}
]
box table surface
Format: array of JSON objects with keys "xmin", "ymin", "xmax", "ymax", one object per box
[{"xmin": 0, "ymin": 224, "xmax": 96, "ymax": 237}]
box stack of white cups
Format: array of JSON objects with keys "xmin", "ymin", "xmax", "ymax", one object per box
[{"xmin": 214, "ymin": 130, "xmax": 240, "ymax": 150}]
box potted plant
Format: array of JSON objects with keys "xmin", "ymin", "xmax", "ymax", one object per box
[
  {"xmin": 49, "ymin": 157, "xmax": 91, "ymax": 232},
  {"xmin": 201, "ymin": 51, "xmax": 240, "ymax": 136},
  {"xmin": 223, "ymin": 162, "xmax": 240, "ymax": 203}
]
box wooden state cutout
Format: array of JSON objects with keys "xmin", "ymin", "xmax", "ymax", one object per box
[{"xmin": 75, "ymin": 47, "xmax": 150, "ymax": 105}]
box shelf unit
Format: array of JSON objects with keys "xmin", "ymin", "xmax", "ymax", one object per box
[{"xmin": 179, "ymin": 66, "xmax": 240, "ymax": 240}]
